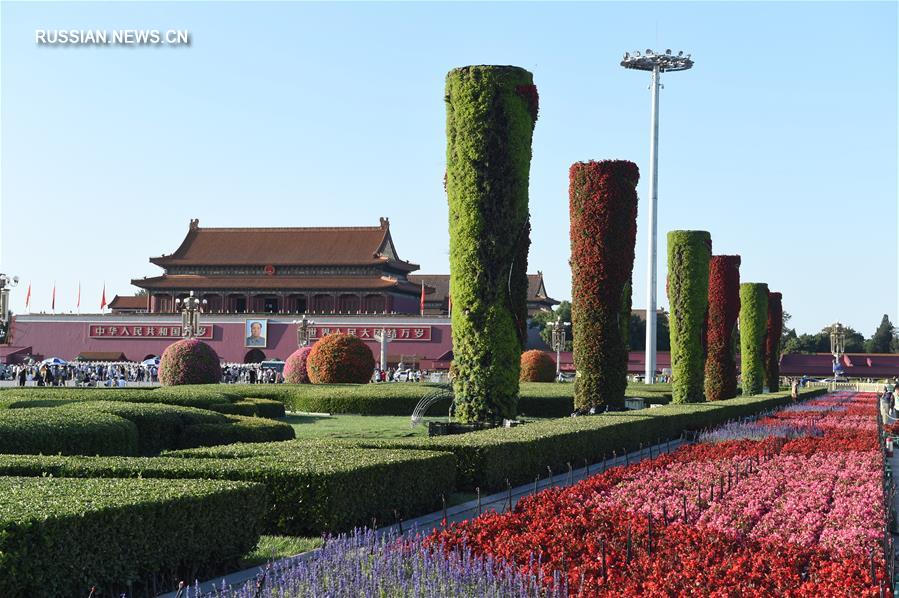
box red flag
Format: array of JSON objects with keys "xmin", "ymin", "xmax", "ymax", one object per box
[
  {"xmin": 51, "ymin": 283, "xmax": 56, "ymax": 311},
  {"xmin": 843, "ymin": 354, "xmax": 853, "ymax": 367},
  {"xmin": 76, "ymin": 282, "xmax": 81, "ymax": 309},
  {"xmin": 25, "ymin": 282, "xmax": 31, "ymax": 309},
  {"xmin": 100, "ymin": 283, "xmax": 107, "ymax": 310},
  {"xmin": 420, "ymin": 281, "xmax": 425, "ymax": 316}
]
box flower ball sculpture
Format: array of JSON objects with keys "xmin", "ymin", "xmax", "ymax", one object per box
[
  {"xmin": 519, "ymin": 350, "xmax": 556, "ymax": 382},
  {"xmin": 307, "ymin": 333, "xmax": 375, "ymax": 384},
  {"xmin": 284, "ymin": 346, "xmax": 313, "ymax": 384},
  {"xmin": 158, "ymin": 338, "xmax": 222, "ymax": 386}
]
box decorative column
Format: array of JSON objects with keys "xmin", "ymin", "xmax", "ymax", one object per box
[
  {"xmin": 739, "ymin": 282, "xmax": 769, "ymax": 396},
  {"xmin": 704, "ymin": 255, "xmax": 741, "ymax": 401},
  {"xmin": 666, "ymin": 230, "xmax": 712, "ymax": 403},
  {"xmin": 764, "ymin": 291, "xmax": 783, "ymax": 392},
  {"xmin": 569, "ymin": 160, "xmax": 640, "ymax": 412},
  {"xmin": 446, "ymin": 65, "xmax": 538, "ymax": 423}
]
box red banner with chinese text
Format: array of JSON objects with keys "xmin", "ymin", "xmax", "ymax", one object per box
[
  {"xmin": 308, "ymin": 325, "xmax": 431, "ymax": 342},
  {"xmin": 89, "ymin": 324, "xmax": 214, "ymax": 339}
]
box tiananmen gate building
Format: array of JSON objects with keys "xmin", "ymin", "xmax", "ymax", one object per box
[{"xmin": 3, "ymin": 218, "xmax": 558, "ymax": 366}]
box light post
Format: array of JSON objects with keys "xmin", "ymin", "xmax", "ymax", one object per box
[
  {"xmin": 830, "ymin": 322, "xmax": 845, "ymax": 382},
  {"xmin": 549, "ymin": 317, "xmax": 570, "ymax": 381},
  {"xmin": 294, "ymin": 315, "xmax": 315, "ymax": 347},
  {"xmin": 175, "ymin": 291, "xmax": 206, "ymax": 339},
  {"xmin": 373, "ymin": 328, "xmax": 394, "ymax": 371},
  {"xmin": 621, "ymin": 48, "xmax": 693, "ymax": 384},
  {"xmin": 0, "ymin": 273, "xmax": 19, "ymax": 343}
]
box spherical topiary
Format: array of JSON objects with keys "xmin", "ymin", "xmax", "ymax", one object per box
[
  {"xmin": 158, "ymin": 338, "xmax": 222, "ymax": 386},
  {"xmin": 284, "ymin": 346, "xmax": 313, "ymax": 384},
  {"xmin": 519, "ymin": 350, "xmax": 557, "ymax": 382},
  {"xmin": 306, "ymin": 333, "xmax": 375, "ymax": 384}
]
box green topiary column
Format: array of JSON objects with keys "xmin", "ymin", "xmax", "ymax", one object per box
[
  {"xmin": 445, "ymin": 65, "xmax": 538, "ymax": 423},
  {"xmin": 666, "ymin": 230, "xmax": 712, "ymax": 403},
  {"xmin": 569, "ymin": 160, "xmax": 640, "ymax": 412},
  {"xmin": 764, "ymin": 291, "xmax": 783, "ymax": 392},
  {"xmin": 739, "ymin": 283, "xmax": 769, "ymax": 396}
]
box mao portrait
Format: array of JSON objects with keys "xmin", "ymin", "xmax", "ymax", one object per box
[{"xmin": 245, "ymin": 320, "xmax": 267, "ymax": 348}]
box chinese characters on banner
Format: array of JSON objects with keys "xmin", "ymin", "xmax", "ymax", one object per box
[
  {"xmin": 89, "ymin": 324, "xmax": 214, "ymax": 339},
  {"xmin": 308, "ymin": 326, "xmax": 431, "ymax": 341}
]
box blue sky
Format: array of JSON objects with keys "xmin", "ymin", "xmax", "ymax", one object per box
[{"xmin": 1, "ymin": 1, "xmax": 896, "ymax": 336}]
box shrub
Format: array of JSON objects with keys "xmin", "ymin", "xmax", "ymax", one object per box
[
  {"xmin": 740, "ymin": 283, "xmax": 769, "ymax": 395},
  {"xmin": 705, "ymin": 255, "xmax": 741, "ymax": 401},
  {"xmin": 208, "ymin": 398, "xmax": 286, "ymax": 418},
  {"xmin": 0, "ymin": 407, "xmax": 138, "ymax": 456},
  {"xmin": 284, "ymin": 346, "xmax": 313, "ymax": 384},
  {"xmin": 765, "ymin": 291, "xmax": 783, "ymax": 391},
  {"xmin": 0, "ymin": 476, "xmax": 264, "ymax": 597},
  {"xmin": 519, "ymin": 350, "xmax": 556, "ymax": 382},
  {"xmin": 445, "ymin": 65, "xmax": 537, "ymax": 423},
  {"xmin": 180, "ymin": 414, "xmax": 295, "ymax": 448},
  {"xmin": 0, "ymin": 448, "xmax": 456, "ymax": 536},
  {"xmin": 158, "ymin": 338, "xmax": 222, "ymax": 386},
  {"xmin": 667, "ymin": 230, "xmax": 712, "ymax": 403},
  {"xmin": 569, "ymin": 160, "xmax": 640, "ymax": 412},
  {"xmin": 307, "ymin": 333, "xmax": 375, "ymax": 384}
]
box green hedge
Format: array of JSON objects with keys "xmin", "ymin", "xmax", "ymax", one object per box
[
  {"xmin": 208, "ymin": 398, "xmax": 286, "ymax": 418},
  {"xmin": 446, "ymin": 65, "xmax": 537, "ymax": 423},
  {"xmin": 0, "ymin": 386, "xmax": 238, "ymax": 409},
  {"xmin": 667, "ymin": 230, "xmax": 712, "ymax": 403},
  {"xmin": 0, "ymin": 476, "xmax": 264, "ymax": 597},
  {"xmin": 0, "ymin": 407, "xmax": 138, "ymax": 456},
  {"xmin": 338, "ymin": 388, "xmax": 825, "ymax": 491},
  {"xmin": 0, "ymin": 402, "xmax": 294, "ymax": 456},
  {"xmin": 0, "ymin": 448, "xmax": 456, "ymax": 536},
  {"xmin": 740, "ymin": 282, "xmax": 769, "ymax": 395}
]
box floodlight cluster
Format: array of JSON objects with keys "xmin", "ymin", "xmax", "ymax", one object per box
[{"xmin": 621, "ymin": 48, "xmax": 694, "ymax": 72}]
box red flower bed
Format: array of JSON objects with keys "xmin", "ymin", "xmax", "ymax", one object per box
[{"xmin": 428, "ymin": 392, "xmax": 890, "ymax": 596}]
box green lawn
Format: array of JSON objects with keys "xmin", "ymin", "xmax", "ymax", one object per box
[
  {"xmin": 282, "ymin": 413, "xmax": 446, "ymax": 439},
  {"xmin": 240, "ymin": 535, "xmax": 323, "ymax": 568}
]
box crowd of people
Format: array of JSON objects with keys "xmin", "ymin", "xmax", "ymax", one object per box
[
  {"xmin": 1, "ymin": 361, "xmax": 159, "ymax": 387},
  {"xmin": 220, "ymin": 363, "xmax": 285, "ymax": 384}
]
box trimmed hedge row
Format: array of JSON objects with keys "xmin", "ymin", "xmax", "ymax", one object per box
[
  {"xmin": 207, "ymin": 398, "xmax": 286, "ymax": 418},
  {"xmin": 0, "ymin": 407, "xmax": 138, "ymax": 456},
  {"xmin": 0, "ymin": 402, "xmax": 294, "ymax": 456},
  {"xmin": 350, "ymin": 387, "xmax": 825, "ymax": 491},
  {"xmin": 0, "ymin": 386, "xmax": 236, "ymax": 409},
  {"xmin": 0, "ymin": 448, "xmax": 456, "ymax": 536},
  {"xmin": 0, "ymin": 476, "xmax": 264, "ymax": 597}
]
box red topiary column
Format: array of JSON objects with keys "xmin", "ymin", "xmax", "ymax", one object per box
[
  {"xmin": 519, "ymin": 350, "xmax": 556, "ymax": 382},
  {"xmin": 569, "ymin": 160, "xmax": 640, "ymax": 411},
  {"xmin": 284, "ymin": 346, "xmax": 313, "ymax": 384},
  {"xmin": 704, "ymin": 255, "xmax": 741, "ymax": 401},
  {"xmin": 765, "ymin": 291, "xmax": 783, "ymax": 392},
  {"xmin": 307, "ymin": 333, "xmax": 375, "ymax": 384}
]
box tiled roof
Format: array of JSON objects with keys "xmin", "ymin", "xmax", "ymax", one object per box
[
  {"xmin": 150, "ymin": 218, "xmax": 417, "ymax": 270},
  {"xmin": 409, "ymin": 272, "xmax": 558, "ymax": 304},
  {"xmin": 780, "ymin": 353, "xmax": 899, "ymax": 377},
  {"xmin": 132, "ymin": 274, "xmax": 424, "ymax": 294},
  {"xmin": 108, "ymin": 295, "xmax": 149, "ymax": 310}
]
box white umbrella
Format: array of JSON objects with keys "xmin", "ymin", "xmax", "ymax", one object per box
[
  {"xmin": 142, "ymin": 357, "xmax": 160, "ymax": 366},
  {"xmin": 41, "ymin": 357, "xmax": 67, "ymax": 366}
]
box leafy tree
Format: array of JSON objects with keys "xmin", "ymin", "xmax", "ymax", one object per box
[
  {"xmin": 865, "ymin": 315, "xmax": 895, "ymax": 354},
  {"xmin": 628, "ymin": 312, "xmax": 671, "ymax": 351},
  {"xmin": 529, "ymin": 301, "xmax": 573, "ymax": 351}
]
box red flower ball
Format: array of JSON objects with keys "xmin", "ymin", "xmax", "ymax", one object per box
[
  {"xmin": 519, "ymin": 350, "xmax": 556, "ymax": 382},
  {"xmin": 158, "ymin": 338, "xmax": 221, "ymax": 386},
  {"xmin": 306, "ymin": 333, "xmax": 375, "ymax": 384},
  {"xmin": 284, "ymin": 346, "xmax": 313, "ymax": 384}
]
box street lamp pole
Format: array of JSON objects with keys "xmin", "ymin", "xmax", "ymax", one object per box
[
  {"xmin": 0, "ymin": 273, "xmax": 19, "ymax": 343},
  {"xmin": 549, "ymin": 317, "xmax": 570, "ymax": 381},
  {"xmin": 294, "ymin": 315, "xmax": 315, "ymax": 348},
  {"xmin": 621, "ymin": 49, "xmax": 693, "ymax": 384},
  {"xmin": 175, "ymin": 291, "xmax": 206, "ymax": 339}
]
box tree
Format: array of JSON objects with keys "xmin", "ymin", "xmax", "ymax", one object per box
[
  {"xmin": 530, "ymin": 301, "xmax": 572, "ymax": 350},
  {"xmin": 865, "ymin": 315, "xmax": 895, "ymax": 354},
  {"xmin": 628, "ymin": 311, "xmax": 671, "ymax": 351}
]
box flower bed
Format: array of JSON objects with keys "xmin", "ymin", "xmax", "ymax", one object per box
[{"xmin": 429, "ymin": 391, "xmax": 890, "ymax": 596}]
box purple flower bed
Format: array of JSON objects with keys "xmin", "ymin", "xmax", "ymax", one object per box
[{"xmin": 187, "ymin": 528, "xmax": 562, "ymax": 597}]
